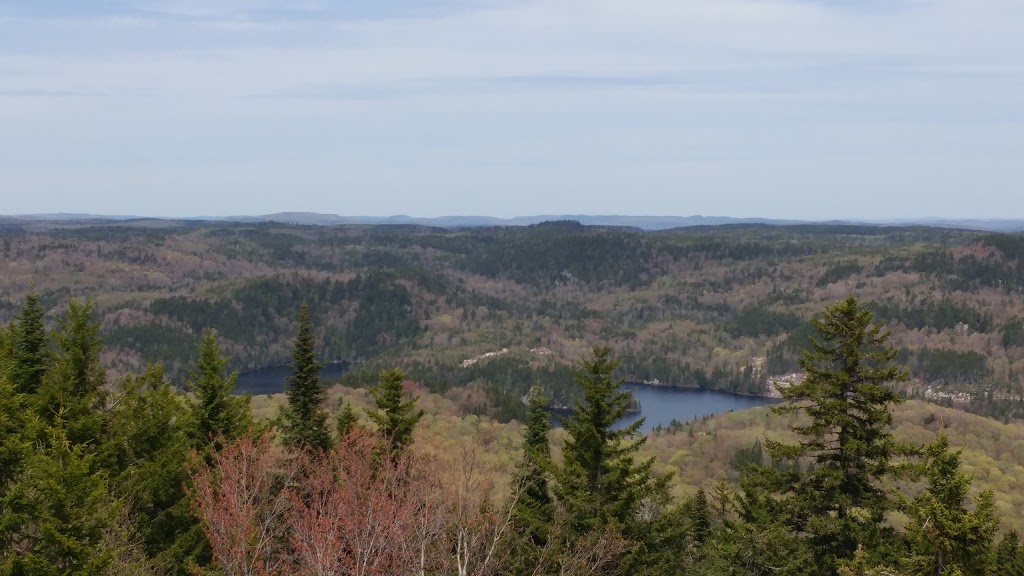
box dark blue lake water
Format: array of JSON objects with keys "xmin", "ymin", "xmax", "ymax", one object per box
[
  {"xmin": 234, "ymin": 362, "xmax": 349, "ymax": 395},
  {"xmin": 614, "ymin": 383, "xmax": 778, "ymax": 433},
  {"xmin": 235, "ymin": 366, "xmax": 776, "ymax": 433}
]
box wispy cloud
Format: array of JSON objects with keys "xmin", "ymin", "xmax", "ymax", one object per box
[{"xmin": 1, "ymin": 0, "xmax": 1022, "ymax": 218}]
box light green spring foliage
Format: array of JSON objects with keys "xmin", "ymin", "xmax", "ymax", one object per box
[
  {"xmin": 279, "ymin": 304, "xmax": 331, "ymax": 452},
  {"xmin": 368, "ymin": 368, "xmax": 423, "ymax": 458}
]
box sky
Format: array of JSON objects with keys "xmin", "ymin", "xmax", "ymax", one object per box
[{"xmin": 0, "ymin": 0, "xmax": 1022, "ymax": 220}]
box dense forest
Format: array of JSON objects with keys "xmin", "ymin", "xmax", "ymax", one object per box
[
  {"xmin": 2, "ymin": 220, "xmax": 1023, "ymax": 422},
  {"xmin": 2, "ymin": 291, "xmax": 1023, "ymax": 575}
]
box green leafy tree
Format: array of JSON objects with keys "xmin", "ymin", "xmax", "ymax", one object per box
[
  {"xmin": 903, "ymin": 434, "xmax": 998, "ymax": 576},
  {"xmin": 0, "ymin": 419, "xmax": 116, "ymax": 575},
  {"xmin": 367, "ymin": 368, "xmax": 423, "ymax": 458},
  {"xmin": 765, "ymin": 296, "xmax": 908, "ymax": 572},
  {"xmin": 186, "ymin": 329, "xmax": 252, "ymax": 453},
  {"xmin": 10, "ymin": 292, "xmax": 50, "ymax": 396},
  {"xmin": 511, "ymin": 386, "xmax": 554, "ymax": 547},
  {"xmin": 279, "ymin": 304, "xmax": 331, "ymax": 452},
  {"xmin": 553, "ymin": 346, "xmax": 670, "ymax": 538}
]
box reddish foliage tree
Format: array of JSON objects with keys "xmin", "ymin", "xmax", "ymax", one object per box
[
  {"xmin": 189, "ymin": 433, "xmax": 295, "ymax": 576},
  {"xmin": 284, "ymin": 430, "xmax": 420, "ymax": 576}
]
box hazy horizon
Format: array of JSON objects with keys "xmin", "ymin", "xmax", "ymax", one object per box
[{"xmin": 2, "ymin": 1, "xmax": 1023, "ymax": 219}]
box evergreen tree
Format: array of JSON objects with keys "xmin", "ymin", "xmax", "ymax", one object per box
[
  {"xmin": 336, "ymin": 400, "xmax": 359, "ymax": 439},
  {"xmin": 186, "ymin": 329, "xmax": 252, "ymax": 453},
  {"xmin": 0, "ymin": 371, "xmax": 33, "ymax": 559},
  {"xmin": 690, "ymin": 488, "xmax": 712, "ymax": 546},
  {"xmin": 0, "ymin": 322, "xmax": 12, "ymax": 377},
  {"xmin": 765, "ymin": 296, "xmax": 908, "ymax": 571},
  {"xmin": 103, "ymin": 365, "xmax": 203, "ymax": 575},
  {"xmin": 994, "ymin": 532, "xmax": 1024, "ymax": 576},
  {"xmin": 279, "ymin": 304, "xmax": 331, "ymax": 452},
  {"xmin": 10, "ymin": 292, "xmax": 50, "ymax": 396},
  {"xmin": 903, "ymin": 434, "xmax": 998, "ymax": 576},
  {"xmin": 553, "ymin": 346, "xmax": 669, "ymax": 537},
  {"xmin": 36, "ymin": 299, "xmax": 106, "ymax": 447},
  {"xmin": 511, "ymin": 386, "xmax": 553, "ymax": 546},
  {"xmin": 367, "ymin": 368, "xmax": 423, "ymax": 459},
  {"xmin": 0, "ymin": 419, "xmax": 116, "ymax": 575}
]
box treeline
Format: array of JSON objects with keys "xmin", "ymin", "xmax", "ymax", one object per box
[
  {"xmin": 871, "ymin": 297, "xmax": 993, "ymax": 333},
  {"xmin": 4, "ymin": 292, "xmax": 1019, "ymax": 575},
  {"xmin": 106, "ymin": 271, "xmax": 423, "ymax": 373}
]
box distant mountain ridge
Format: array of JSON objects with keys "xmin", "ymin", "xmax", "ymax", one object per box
[{"xmin": 3, "ymin": 212, "xmax": 1024, "ymax": 232}]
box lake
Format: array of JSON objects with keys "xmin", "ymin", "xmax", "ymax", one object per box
[
  {"xmin": 236, "ymin": 366, "xmax": 777, "ymax": 433},
  {"xmin": 613, "ymin": 383, "xmax": 778, "ymax": 433},
  {"xmin": 234, "ymin": 362, "xmax": 349, "ymax": 395}
]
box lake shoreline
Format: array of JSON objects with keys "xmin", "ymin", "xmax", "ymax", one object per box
[{"xmin": 628, "ymin": 380, "xmax": 777, "ymax": 401}]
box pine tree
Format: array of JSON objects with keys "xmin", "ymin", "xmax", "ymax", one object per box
[
  {"xmin": 0, "ymin": 371, "xmax": 33, "ymax": 560},
  {"xmin": 336, "ymin": 400, "xmax": 359, "ymax": 439},
  {"xmin": 186, "ymin": 329, "xmax": 253, "ymax": 453},
  {"xmin": 994, "ymin": 532, "xmax": 1024, "ymax": 576},
  {"xmin": 553, "ymin": 346, "xmax": 669, "ymax": 537},
  {"xmin": 765, "ymin": 296, "xmax": 908, "ymax": 571},
  {"xmin": 690, "ymin": 488, "xmax": 712, "ymax": 546},
  {"xmin": 367, "ymin": 368, "xmax": 423, "ymax": 459},
  {"xmin": 103, "ymin": 365, "xmax": 203, "ymax": 575},
  {"xmin": 0, "ymin": 418, "xmax": 116, "ymax": 575},
  {"xmin": 511, "ymin": 386, "xmax": 553, "ymax": 546},
  {"xmin": 10, "ymin": 292, "xmax": 50, "ymax": 396},
  {"xmin": 36, "ymin": 298, "xmax": 106, "ymax": 447},
  {"xmin": 903, "ymin": 434, "xmax": 998, "ymax": 576},
  {"xmin": 279, "ymin": 304, "xmax": 331, "ymax": 452}
]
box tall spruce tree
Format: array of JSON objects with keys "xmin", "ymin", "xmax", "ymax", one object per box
[
  {"xmin": 690, "ymin": 488, "xmax": 712, "ymax": 546},
  {"xmin": 37, "ymin": 298, "xmax": 106, "ymax": 447},
  {"xmin": 765, "ymin": 296, "xmax": 908, "ymax": 572},
  {"xmin": 186, "ymin": 329, "xmax": 252, "ymax": 452},
  {"xmin": 903, "ymin": 434, "xmax": 998, "ymax": 576},
  {"xmin": 511, "ymin": 386, "xmax": 553, "ymax": 546},
  {"xmin": 10, "ymin": 292, "xmax": 50, "ymax": 396},
  {"xmin": 367, "ymin": 368, "xmax": 422, "ymax": 458},
  {"xmin": 553, "ymin": 346, "xmax": 668, "ymax": 536},
  {"xmin": 279, "ymin": 304, "xmax": 331, "ymax": 452}
]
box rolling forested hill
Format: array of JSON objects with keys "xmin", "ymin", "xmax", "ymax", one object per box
[{"xmin": 2, "ymin": 220, "xmax": 1024, "ymax": 421}]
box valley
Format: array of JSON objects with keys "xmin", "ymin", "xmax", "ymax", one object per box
[{"xmin": 2, "ymin": 220, "xmax": 1022, "ymax": 422}]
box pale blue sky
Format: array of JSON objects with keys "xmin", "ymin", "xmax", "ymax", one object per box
[{"xmin": 1, "ymin": 0, "xmax": 1022, "ymax": 219}]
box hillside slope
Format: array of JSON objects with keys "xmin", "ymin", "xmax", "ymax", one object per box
[{"xmin": 2, "ymin": 221, "xmax": 1024, "ymax": 420}]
